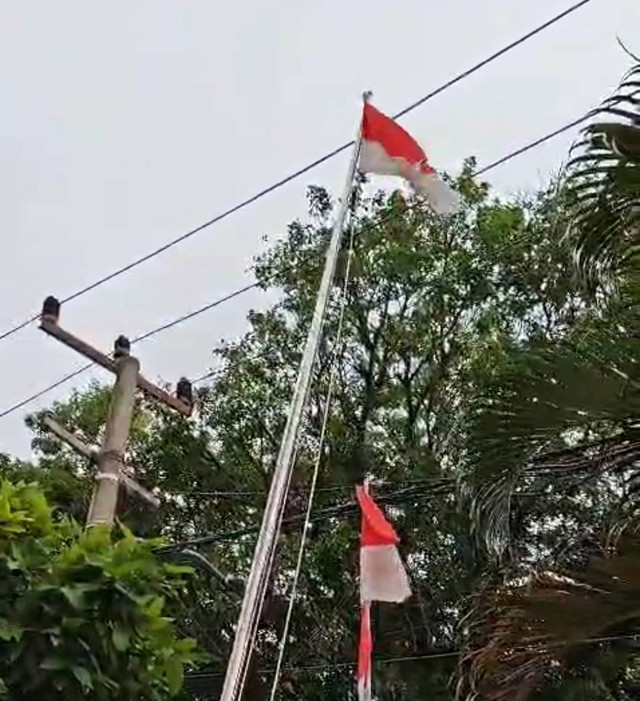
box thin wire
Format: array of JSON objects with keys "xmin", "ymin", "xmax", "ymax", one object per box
[
  {"xmin": 185, "ymin": 632, "xmax": 640, "ymax": 681},
  {"xmin": 0, "ymin": 110, "xmax": 595, "ymax": 421},
  {"xmin": 288, "ymin": 649, "xmax": 461, "ymax": 672},
  {"xmin": 473, "ymin": 115, "xmax": 591, "ymax": 175},
  {"xmin": 395, "ymin": 0, "xmax": 597, "ymax": 120},
  {"xmin": 0, "ymin": 363, "xmax": 96, "ymax": 419},
  {"xmin": 161, "ymin": 472, "xmax": 594, "ymax": 554},
  {"xmin": 172, "ymin": 476, "xmax": 455, "ymax": 498},
  {"xmin": 0, "ymin": 282, "xmax": 260, "ymax": 419},
  {"xmin": 233, "ymin": 442, "xmax": 304, "ymax": 701},
  {"xmin": 192, "ymin": 369, "xmax": 223, "ymax": 385},
  {"xmin": 157, "ymin": 482, "xmax": 455, "ymax": 553},
  {"xmin": 132, "ymin": 283, "xmax": 259, "ymax": 344},
  {"xmin": 184, "ymin": 651, "xmax": 459, "ymax": 685},
  {"xmin": 268, "ymin": 214, "xmax": 357, "ymax": 700},
  {"xmin": 221, "ymin": 122, "xmax": 365, "ymax": 701},
  {"xmin": 0, "ymin": 0, "xmax": 598, "ymax": 347}
]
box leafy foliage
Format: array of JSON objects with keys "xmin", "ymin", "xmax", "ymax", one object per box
[
  {"xmin": 458, "ymin": 57, "xmax": 640, "ymax": 700},
  {"xmin": 459, "ymin": 533, "xmax": 640, "ymax": 701},
  {"xmin": 0, "ymin": 479, "xmax": 199, "ymax": 700},
  {"xmin": 565, "ymin": 63, "xmax": 640, "ymax": 287},
  {"xmin": 10, "ymin": 61, "xmax": 640, "ymax": 700}
]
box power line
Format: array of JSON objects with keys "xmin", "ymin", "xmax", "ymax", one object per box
[
  {"xmin": 0, "ymin": 108, "xmax": 594, "ymax": 421},
  {"xmin": 158, "ymin": 482, "xmax": 456, "ymax": 553},
  {"xmin": 0, "ymin": 363, "xmax": 96, "ymax": 419},
  {"xmin": 393, "ymin": 0, "xmax": 597, "ymax": 121},
  {"xmin": 186, "ymin": 650, "xmax": 460, "ymax": 682},
  {"xmin": 157, "ymin": 465, "xmax": 601, "ymax": 502},
  {"xmin": 474, "ymin": 114, "xmax": 591, "ymax": 176},
  {"xmin": 168, "ymin": 476, "xmax": 456, "ymax": 498},
  {"xmin": 160, "ymin": 459, "xmax": 610, "ymax": 553},
  {"xmin": 192, "ymin": 369, "xmax": 223, "ymax": 385},
  {"xmin": 0, "ymin": 0, "xmax": 597, "ymax": 347},
  {"xmin": 132, "ymin": 282, "xmax": 259, "ymax": 344},
  {"xmin": 0, "ymin": 282, "xmax": 260, "ymax": 419},
  {"xmin": 184, "ymin": 633, "xmax": 640, "ymax": 681}
]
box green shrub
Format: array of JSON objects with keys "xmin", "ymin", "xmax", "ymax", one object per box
[{"xmin": 0, "ymin": 480, "xmax": 199, "ymax": 700}]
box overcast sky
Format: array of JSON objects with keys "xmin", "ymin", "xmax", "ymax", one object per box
[{"xmin": 0, "ymin": 0, "xmax": 638, "ymax": 460}]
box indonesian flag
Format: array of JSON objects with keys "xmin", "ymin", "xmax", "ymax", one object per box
[
  {"xmin": 359, "ymin": 102, "xmax": 461, "ymax": 215},
  {"xmin": 356, "ymin": 485, "xmax": 411, "ymax": 701}
]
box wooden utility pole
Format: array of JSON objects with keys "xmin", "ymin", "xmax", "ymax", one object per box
[{"xmin": 38, "ymin": 296, "xmax": 193, "ymax": 528}]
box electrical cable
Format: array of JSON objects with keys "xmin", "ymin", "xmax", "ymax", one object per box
[
  {"xmin": 159, "ymin": 463, "xmax": 610, "ymax": 554},
  {"xmin": 168, "ymin": 475, "xmax": 457, "ymax": 498},
  {"xmin": 184, "ymin": 633, "xmax": 640, "ymax": 681},
  {"xmin": 0, "ymin": 109, "xmax": 594, "ymax": 421},
  {"xmin": 0, "ymin": 282, "xmax": 260, "ymax": 419},
  {"xmin": 0, "ymin": 0, "xmax": 597, "ymax": 346},
  {"xmin": 157, "ymin": 481, "xmax": 457, "ymax": 553}
]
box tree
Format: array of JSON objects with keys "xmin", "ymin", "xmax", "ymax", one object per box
[
  {"xmin": 458, "ymin": 60, "xmax": 640, "ymax": 700},
  {"xmin": 21, "ymin": 164, "xmax": 601, "ymax": 698},
  {"xmin": 9, "ymin": 98, "xmax": 629, "ymax": 699},
  {"xmin": 0, "ymin": 478, "xmax": 199, "ymax": 700}
]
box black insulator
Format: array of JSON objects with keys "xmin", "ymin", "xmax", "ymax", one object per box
[
  {"xmin": 176, "ymin": 377, "xmax": 193, "ymax": 407},
  {"xmin": 41, "ymin": 296, "xmax": 61, "ymax": 323},
  {"xmin": 113, "ymin": 335, "xmax": 131, "ymax": 358}
]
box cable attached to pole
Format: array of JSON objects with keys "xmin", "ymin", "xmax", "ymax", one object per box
[
  {"xmin": 0, "ymin": 107, "xmax": 594, "ymax": 421},
  {"xmin": 0, "ymin": 0, "xmax": 598, "ymax": 347},
  {"xmin": 218, "ymin": 113, "xmax": 365, "ymax": 701},
  {"xmin": 0, "ymin": 283, "xmax": 260, "ymax": 419},
  {"xmin": 268, "ymin": 204, "xmax": 358, "ymax": 701}
]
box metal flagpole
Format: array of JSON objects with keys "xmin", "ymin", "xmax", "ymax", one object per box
[{"xmin": 219, "ymin": 106, "xmax": 365, "ymax": 701}]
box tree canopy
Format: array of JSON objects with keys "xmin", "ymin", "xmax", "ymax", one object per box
[{"xmin": 3, "ymin": 56, "xmax": 640, "ymax": 701}]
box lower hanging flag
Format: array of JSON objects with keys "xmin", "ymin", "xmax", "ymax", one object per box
[
  {"xmin": 359, "ymin": 101, "xmax": 461, "ymax": 215},
  {"xmin": 356, "ymin": 485, "xmax": 411, "ymax": 701}
]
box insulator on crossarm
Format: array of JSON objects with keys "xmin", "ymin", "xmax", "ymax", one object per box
[
  {"xmin": 41, "ymin": 296, "xmax": 61, "ymax": 324},
  {"xmin": 176, "ymin": 377, "xmax": 193, "ymax": 408},
  {"xmin": 113, "ymin": 335, "xmax": 131, "ymax": 358}
]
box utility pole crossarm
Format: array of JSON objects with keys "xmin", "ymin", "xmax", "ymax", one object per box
[
  {"xmin": 42, "ymin": 416, "xmax": 161, "ymax": 509},
  {"xmin": 39, "ymin": 317, "xmax": 192, "ymax": 417},
  {"xmin": 43, "ymin": 415, "xmax": 94, "ymax": 460},
  {"xmin": 38, "ymin": 295, "xmax": 194, "ymax": 528}
]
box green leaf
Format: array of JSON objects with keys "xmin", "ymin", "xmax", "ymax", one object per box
[
  {"xmin": 60, "ymin": 586, "xmax": 86, "ymax": 609},
  {"xmin": 41, "ymin": 655, "xmax": 67, "ymax": 671},
  {"xmin": 145, "ymin": 596, "xmax": 165, "ymax": 618},
  {"xmin": 0, "ymin": 620, "xmax": 21, "ymax": 642},
  {"xmin": 61, "ymin": 616, "xmax": 84, "ymax": 632},
  {"xmin": 163, "ymin": 563, "xmax": 194, "ymax": 577},
  {"xmin": 112, "ymin": 626, "xmax": 130, "ymax": 652},
  {"xmin": 165, "ymin": 655, "xmax": 184, "ymax": 695},
  {"xmin": 72, "ymin": 666, "xmax": 93, "ymax": 690}
]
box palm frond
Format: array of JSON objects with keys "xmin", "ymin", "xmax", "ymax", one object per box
[
  {"xmin": 566, "ymin": 63, "xmax": 640, "ymax": 285},
  {"xmin": 459, "ymin": 533, "xmax": 640, "ymax": 701},
  {"xmin": 464, "ymin": 310, "xmax": 640, "ymax": 556}
]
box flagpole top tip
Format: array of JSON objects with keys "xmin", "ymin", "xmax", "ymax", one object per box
[{"xmin": 362, "ymin": 91, "xmax": 373, "ymax": 104}]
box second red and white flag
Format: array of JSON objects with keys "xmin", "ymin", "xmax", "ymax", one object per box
[{"xmin": 356, "ymin": 485, "xmax": 411, "ymax": 701}]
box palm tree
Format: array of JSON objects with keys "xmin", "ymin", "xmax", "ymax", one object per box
[{"xmin": 458, "ymin": 59, "xmax": 640, "ymax": 700}]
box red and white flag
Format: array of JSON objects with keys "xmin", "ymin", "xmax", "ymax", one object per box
[
  {"xmin": 359, "ymin": 102, "xmax": 461, "ymax": 215},
  {"xmin": 356, "ymin": 485, "xmax": 411, "ymax": 701}
]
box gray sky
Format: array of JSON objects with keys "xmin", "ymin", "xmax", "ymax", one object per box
[{"xmin": 1, "ymin": 0, "xmax": 638, "ymax": 460}]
